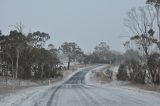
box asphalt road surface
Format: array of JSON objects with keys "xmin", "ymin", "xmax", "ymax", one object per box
[{"xmin": 12, "ymin": 66, "xmax": 160, "ymax": 106}]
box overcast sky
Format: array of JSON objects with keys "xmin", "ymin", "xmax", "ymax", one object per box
[{"xmin": 0, "ymin": 0, "xmax": 146, "ymax": 53}]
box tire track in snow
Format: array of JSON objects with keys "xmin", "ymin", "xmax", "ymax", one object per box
[
  {"xmin": 47, "ymin": 86, "xmax": 62, "ymax": 106},
  {"xmin": 78, "ymin": 85, "xmax": 101, "ymax": 106},
  {"xmin": 33, "ymin": 86, "xmax": 56, "ymax": 106}
]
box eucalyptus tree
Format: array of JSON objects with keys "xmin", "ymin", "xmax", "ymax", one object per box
[
  {"xmin": 0, "ymin": 30, "xmax": 27, "ymax": 78},
  {"xmin": 83, "ymin": 54, "xmax": 94, "ymax": 65},
  {"xmin": 0, "ymin": 28, "xmax": 60, "ymax": 79},
  {"xmin": 27, "ymin": 31, "xmax": 51, "ymax": 78},
  {"xmin": 47, "ymin": 44, "xmax": 60, "ymax": 77},
  {"xmin": 125, "ymin": 6, "xmax": 156, "ymax": 57},
  {"xmin": 93, "ymin": 42, "xmax": 112, "ymax": 63},
  {"xmin": 59, "ymin": 42, "xmax": 83, "ymax": 70},
  {"xmin": 27, "ymin": 31, "xmax": 50, "ymax": 48},
  {"xmin": 9, "ymin": 30, "xmax": 27, "ymax": 78},
  {"xmin": 147, "ymin": 0, "xmax": 160, "ymax": 39},
  {"xmin": 124, "ymin": 6, "xmax": 160, "ymax": 84}
]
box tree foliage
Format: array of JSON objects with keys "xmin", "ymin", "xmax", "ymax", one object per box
[
  {"xmin": 86, "ymin": 42, "xmax": 122, "ymax": 64},
  {"xmin": 0, "ymin": 30, "xmax": 60, "ymax": 79},
  {"xmin": 27, "ymin": 31, "xmax": 50, "ymax": 48},
  {"xmin": 123, "ymin": 5, "xmax": 160, "ymax": 85},
  {"xmin": 147, "ymin": 0, "xmax": 160, "ymax": 4},
  {"xmin": 117, "ymin": 64, "xmax": 129, "ymax": 81},
  {"xmin": 59, "ymin": 42, "xmax": 83, "ymax": 69}
]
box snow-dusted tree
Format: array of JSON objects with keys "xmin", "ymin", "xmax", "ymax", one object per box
[
  {"xmin": 59, "ymin": 42, "xmax": 83, "ymax": 70},
  {"xmin": 124, "ymin": 6, "xmax": 160, "ymax": 84}
]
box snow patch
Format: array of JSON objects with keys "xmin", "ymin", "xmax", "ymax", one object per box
[{"xmin": 85, "ymin": 65, "xmax": 108, "ymax": 85}]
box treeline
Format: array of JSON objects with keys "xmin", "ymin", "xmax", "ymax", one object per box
[
  {"xmin": 1, "ymin": 28, "xmax": 119, "ymax": 80},
  {"xmin": 117, "ymin": 0, "xmax": 160, "ymax": 85},
  {"xmin": 0, "ymin": 23, "xmax": 87, "ymax": 80},
  {"xmin": 83, "ymin": 42, "xmax": 123, "ymax": 65},
  {"xmin": 0, "ymin": 29, "xmax": 61, "ymax": 79}
]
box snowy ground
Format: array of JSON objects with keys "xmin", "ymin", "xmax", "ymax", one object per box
[
  {"xmin": 86, "ymin": 64, "xmax": 160, "ymax": 95},
  {"xmin": 0, "ymin": 64, "xmax": 84, "ymax": 90},
  {"xmin": 85, "ymin": 65, "xmax": 108, "ymax": 85},
  {"xmin": 0, "ymin": 65, "xmax": 160, "ymax": 106},
  {"xmin": 0, "ymin": 65, "xmax": 90, "ymax": 104},
  {"xmin": 86, "ymin": 64, "xmax": 131, "ymax": 86}
]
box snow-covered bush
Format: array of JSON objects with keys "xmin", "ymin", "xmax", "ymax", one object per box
[{"xmin": 117, "ymin": 59, "xmax": 145, "ymax": 83}]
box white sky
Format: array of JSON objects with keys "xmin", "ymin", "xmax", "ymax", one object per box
[{"xmin": 0, "ymin": 0, "xmax": 146, "ymax": 53}]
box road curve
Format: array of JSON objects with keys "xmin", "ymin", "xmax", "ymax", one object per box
[{"xmin": 17, "ymin": 65, "xmax": 160, "ymax": 106}]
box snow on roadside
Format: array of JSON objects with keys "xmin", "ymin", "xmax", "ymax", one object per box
[
  {"xmin": 0, "ymin": 78, "xmax": 38, "ymax": 87},
  {"xmin": 0, "ymin": 85, "xmax": 50, "ymax": 106},
  {"xmin": 85, "ymin": 64, "xmax": 108, "ymax": 85},
  {"xmin": 102, "ymin": 65, "xmax": 131, "ymax": 87},
  {"xmin": 61, "ymin": 65, "xmax": 95, "ymax": 84},
  {"xmin": 85, "ymin": 64, "xmax": 160, "ymax": 98},
  {"xmin": 110, "ymin": 65, "xmax": 119, "ymax": 73},
  {"xmin": 88, "ymin": 65, "xmax": 160, "ymax": 97},
  {"xmin": 0, "ymin": 66, "xmax": 92, "ymax": 106},
  {"xmin": 85, "ymin": 64, "xmax": 131, "ymax": 87}
]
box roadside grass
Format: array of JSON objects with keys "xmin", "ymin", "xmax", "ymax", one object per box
[
  {"xmin": 92, "ymin": 64, "xmax": 160, "ymax": 93},
  {"xmin": 128, "ymin": 83, "xmax": 160, "ymax": 93},
  {"xmin": 0, "ymin": 64, "xmax": 86, "ymax": 98}
]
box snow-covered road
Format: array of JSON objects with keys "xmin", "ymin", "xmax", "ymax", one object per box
[{"xmin": 1, "ymin": 65, "xmax": 160, "ymax": 106}]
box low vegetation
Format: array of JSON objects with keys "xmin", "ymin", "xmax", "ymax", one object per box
[{"xmin": 117, "ymin": 0, "xmax": 160, "ymax": 85}]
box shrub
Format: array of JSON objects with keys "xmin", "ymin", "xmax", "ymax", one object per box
[
  {"xmin": 117, "ymin": 64, "xmax": 129, "ymax": 81},
  {"xmin": 117, "ymin": 58, "xmax": 146, "ymax": 84}
]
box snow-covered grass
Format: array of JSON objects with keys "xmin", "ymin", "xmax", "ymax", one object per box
[
  {"xmin": 1, "ymin": 65, "xmax": 160, "ymax": 106},
  {"xmin": 0, "ymin": 77, "xmax": 38, "ymax": 87},
  {"xmin": 0, "ymin": 77, "xmax": 41, "ymax": 100},
  {"xmin": 108, "ymin": 65, "xmax": 160, "ymax": 92},
  {"xmin": 85, "ymin": 65, "xmax": 108, "ymax": 85},
  {"xmin": 0, "ymin": 64, "xmax": 86, "ymax": 95},
  {"xmin": 85, "ymin": 64, "xmax": 160, "ymax": 95},
  {"xmin": 85, "ymin": 64, "xmax": 132, "ymax": 87},
  {"xmin": 0, "ymin": 85, "xmax": 50, "ymax": 106},
  {"xmin": 0, "ymin": 65, "xmax": 90, "ymax": 106}
]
